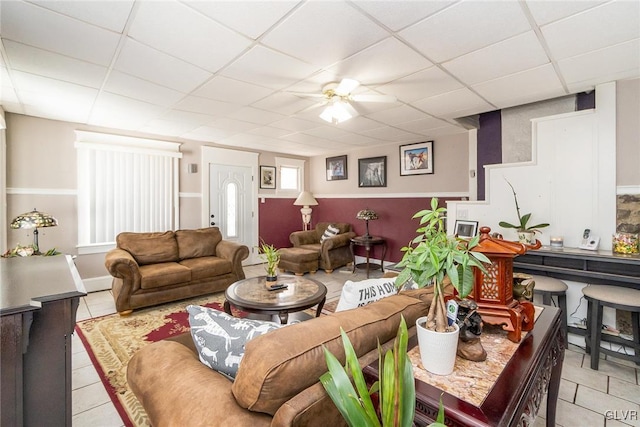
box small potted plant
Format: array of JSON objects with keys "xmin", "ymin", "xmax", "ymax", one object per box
[
  {"xmin": 395, "ymin": 198, "xmax": 489, "ymax": 375},
  {"xmin": 257, "ymin": 239, "xmax": 280, "ymax": 284},
  {"xmin": 498, "ymin": 179, "xmax": 549, "ymax": 244}
]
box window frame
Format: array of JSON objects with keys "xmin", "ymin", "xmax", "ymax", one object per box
[{"xmin": 275, "ymin": 157, "xmax": 305, "ymax": 196}]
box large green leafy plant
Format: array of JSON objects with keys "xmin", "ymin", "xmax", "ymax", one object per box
[
  {"xmin": 320, "ymin": 316, "xmax": 414, "ymax": 427},
  {"xmin": 498, "ymin": 180, "xmax": 549, "ymax": 233},
  {"xmin": 395, "ymin": 198, "xmax": 490, "ymax": 332}
]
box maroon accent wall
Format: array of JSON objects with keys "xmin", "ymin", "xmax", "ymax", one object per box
[
  {"xmin": 258, "ymin": 197, "xmax": 460, "ymax": 264},
  {"xmin": 477, "ymin": 110, "xmax": 502, "ymax": 201}
]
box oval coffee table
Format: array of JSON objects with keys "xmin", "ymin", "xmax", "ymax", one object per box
[{"xmin": 224, "ymin": 275, "xmax": 327, "ymax": 324}]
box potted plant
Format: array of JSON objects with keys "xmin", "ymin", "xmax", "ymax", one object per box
[
  {"xmin": 257, "ymin": 239, "xmax": 280, "ymax": 284},
  {"xmin": 394, "ymin": 198, "xmax": 489, "ymax": 375},
  {"xmin": 498, "ymin": 179, "xmax": 549, "ymax": 244}
]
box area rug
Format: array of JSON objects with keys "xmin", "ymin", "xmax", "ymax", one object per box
[{"xmin": 75, "ymin": 292, "xmax": 239, "ymax": 426}]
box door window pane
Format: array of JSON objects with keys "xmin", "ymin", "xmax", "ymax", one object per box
[{"xmin": 226, "ymin": 182, "xmax": 237, "ymax": 238}]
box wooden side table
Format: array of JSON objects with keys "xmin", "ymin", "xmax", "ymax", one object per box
[{"xmin": 350, "ymin": 236, "xmax": 387, "ymax": 278}]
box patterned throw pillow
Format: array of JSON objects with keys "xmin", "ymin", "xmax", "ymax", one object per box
[
  {"xmin": 187, "ymin": 305, "xmax": 282, "ymax": 379},
  {"xmin": 335, "ymin": 278, "xmax": 398, "ymax": 311},
  {"xmin": 320, "ymin": 224, "xmax": 341, "ymax": 243}
]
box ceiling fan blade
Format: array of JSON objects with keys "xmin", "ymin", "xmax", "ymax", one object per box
[
  {"xmin": 335, "ymin": 78, "xmax": 360, "ymax": 96},
  {"xmin": 351, "ymin": 94, "xmax": 397, "ymax": 103},
  {"xmin": 288, "ymin": 92, "xmax": 326, "ymax": 99}
]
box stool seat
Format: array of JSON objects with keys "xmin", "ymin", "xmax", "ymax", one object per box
[
  {"xmin": 582, "ymin": 285, "xmax": 640, "ymax": 306},
  {"xmin": 531, "ymin": 276, "xmax": 568, "ymax": 293}
]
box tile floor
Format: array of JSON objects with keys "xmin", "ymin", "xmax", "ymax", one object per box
[{"xmin": 72, "ymin": 265, "xmax": 640, "ymax": 427}]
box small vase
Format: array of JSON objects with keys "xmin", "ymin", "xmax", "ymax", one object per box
[
  {"xmin": 265, "ymin": 274, "xmax": 278, "ymax": 289},
  {"xmin": 415, "ymin": 317, "xmax": 459, "ymax": 375},
  {"xmin": 517, "ymin": 231, "xmax": 535, "ymax": 245}
]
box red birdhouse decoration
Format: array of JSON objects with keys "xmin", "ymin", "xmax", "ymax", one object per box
[{"xmin": 471, "ymin": 226, "xmax": 540, "ymax": 342}]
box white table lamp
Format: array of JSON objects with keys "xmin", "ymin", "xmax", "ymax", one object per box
[{"xmin": 293, "ymin": 191, "xmax": 318, "ymax": 231}]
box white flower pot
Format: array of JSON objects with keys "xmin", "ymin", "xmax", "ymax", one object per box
[
  {"xmin": 517, "ymin": 231, "xmax": 535, "ymax": 245},
  {"xmin": 415, "ymin": 316, "xmax": 460, "ymax": 375}
]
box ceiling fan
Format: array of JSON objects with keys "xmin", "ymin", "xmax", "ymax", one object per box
[{"xmin": 291, "ymin": 78, "xmax": 397, "ymax": 124}]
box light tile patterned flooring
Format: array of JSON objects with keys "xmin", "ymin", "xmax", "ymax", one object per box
[{"xmin": 72, "ymin": 265, "xmax": 640, "ymax": 426}]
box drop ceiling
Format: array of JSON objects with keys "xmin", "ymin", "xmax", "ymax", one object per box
[{"xmin": 1, "ymin": 0, "xmax": 638, "ymax": 156}]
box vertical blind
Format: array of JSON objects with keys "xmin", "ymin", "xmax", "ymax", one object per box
[{"xmin": 75, "ymin": 131, "xmax": 182, "ymax": 248}]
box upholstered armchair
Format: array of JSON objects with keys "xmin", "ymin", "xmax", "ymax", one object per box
[{"xmin": 289, "ymin": 222, "xmax": 355, "ymax": 273}]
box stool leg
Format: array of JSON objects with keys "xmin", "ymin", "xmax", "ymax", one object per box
[
  {"xmin": 585, "ymin": 299, "xmax": 592, "ymax": 355},
  {"xmin": 633, "ymin": 312, "xmax": 640, "ymax": 366},
  {"xmin": 590, "ymin": 301, "xmax": 603, "ymax": 370},
  {"xmin": 558, "ymin": 293, "xmax": 568, "ymax": 341}
]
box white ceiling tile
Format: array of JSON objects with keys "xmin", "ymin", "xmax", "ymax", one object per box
[
  {"xmin": 114, "ymin": 38, "xmax": 212, "ymax": 93},
  {"xmin": 411, "ymin": 87, "xmax": 494, "ymax": 118},
  {"xmin": 353, "ymin": 1, "xmax": 455, "ymax": 31},
  {"xmin": 541, "ymin": 1, "xmax": 640, "ymax": 61},
  {"xmin": 302, "ymin": 125, "xmax": 352, "ymax": 140},
  {"xmin": 193, "ymin": 76, "xmax": 274, "ymax": 105},
  {"xmin": 473, "ymin": 64, "xmax": 566, "ymax": 109},
  {"xmin": 220, "ymin": 46, "xmax": 317, "ymax": 90},
  {"xmin": 261, "ymin": 1, "xmax": 388, "ymax": 68},
  {"xmin": 366, "ymin": 105, "xmax": 426, "ymax": 126},
  {"xmin": 252, "ymin": 92, "xmax": 317, "ymax": 116},
  {"xmin": 4, "ymin": 40, "xmax": 107, "ymax": 88},
  {"xmin": 334, "ymin": 116, "xmax": 386, "ymax": 133},
  {"xmin": 23, "ymin": 103, "xmax": 89, "ymax": 124},
  {"xmin": 138, "ymin": 119, "xmax": 200, "ymax": 137},
  {"xmin": 443, "ymin": 31, "xmax": 549, "ymax": 85},
  {"xmin": 247, "ymin": 126, "xmax": 293, "ymax": 138},
  {"xmin": 327, "ymin": 37, "xmax": 432, "ymax": 85},
  {"xmin": 28, "ymin": 0, "xmax": 134, "ymax": 32},
  {"xmin": 422, "ymin": 125, "xmax": 468, "ymax": 138},
  {"xmin": 333, "ymin": 132, "xmax": 384, "ymax": 146},
  {"xmin": 1, "ymin": 1, "xmax": 121, "ymax": 66},
  {"xmin": 89, "ymin": 92, "xmax": 166, "ymax": 130},
  {"xmin": 393, "ymin": 117, "xmax": 454, "ymax": 135},
  {"xmin": 359, "ymin": 126, "xmax": 423, "ymax": 142},
  {"xmin": 559, "ymin": 39, "xmax": 640, "ymax": 88},
  {"xmin": 270, "ymin": 117, "xmax": 323, "ymax": 132},
  {"xmin": 174, "ymin": 95, "xmax": 243, "ymax": 117},
  {"xmin": 129, "ymin": 1, "xmax": 252, "ymax": 73},
  {"xmin": 208, "ymin": 117, "xmax": 260, "ymax": 133},
  {"xmin": 400, "ymin": 0, "xmax": 531, "ymax": 62},
  {"xmin": 225, "ymin": 106, "xmax": 286, "ymax": 125},
  {"xmin": 377, "ymin": 67, "xmax": 463, "ymax": 103},
  {"xmin": 185, "ymin": 0, "xmax": 301, "ymax": 40},
  {"xmin": 157, "ymin": 109, "xmax": 214, "ymax": 127},
  {"xmin": 181, "ymin": 126, "xmax": 235, "ymax": 142},
  {"xmin": 104, "ymin": 71, "xmax": 185, "ymax": 107},
  {"xmin": 526, "ymin": 0, "xmax": 607, "ymax": 26}
]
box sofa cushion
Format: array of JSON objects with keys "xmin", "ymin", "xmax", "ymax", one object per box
[
  {"xmin": 139, "ymin": 262, "xmax": 191, "ymax": 289},
  {"xmin": 320, "ymin": 224, "xmax": 340, "ymax": 243},
  {"xmin": 179, "ymin": 257, "xmax": 233, "ymax": 281},
  {"xmin": 175, "ymin": 227, "xmax": 222, "ymax": 260},
  {"xmin": 335, "ymin": 277, "xmax": 398, "ymax": 312},
  {"xmin": 117, "ymin": 231, "xmax": 179, "ymax": 265},
  {"xmin": 187, "ymin": 305, "xmax": 282, "ymax": 379},
  {"xmin": 231, "ymin": 293, "xmax": 430, "ymax": 415}
]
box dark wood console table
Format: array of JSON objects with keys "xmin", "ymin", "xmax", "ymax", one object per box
[
  {"xmin": 365, "ymin": 306, "xmax": 564, "ymax": 426},
  {"xmin": 1, "ymin": 255, "xmax": 86, "ymax": 427}
]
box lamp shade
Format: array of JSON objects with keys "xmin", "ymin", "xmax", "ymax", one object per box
[
  {"xmin": 10, "ymin": 209, "xmax": 58, "ymax": 229},
  {"xmin": 356, "ymin": 209, "xmax": 378, "ymax": 221},
  {"xmin": 293, "ymin": 191, "xmax": 318, "ymax": 207}
]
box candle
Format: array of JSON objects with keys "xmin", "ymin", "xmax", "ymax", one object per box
[{"xmin": 550, "ymin": 236, "xmax": 563, "ymax": 249}]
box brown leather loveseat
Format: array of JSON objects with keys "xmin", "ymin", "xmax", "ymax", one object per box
[
  {"xmin": 105, "ymin": 227, "xmax": 248, "ymax": 315},
  {"xmin": 126, "ymin": 288, "xmax": 435, "ymax": 426}
]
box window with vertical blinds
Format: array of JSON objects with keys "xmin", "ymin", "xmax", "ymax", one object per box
[{"xmin": 75, "ymin": 131, "xmax": 182, "ymax": 253}]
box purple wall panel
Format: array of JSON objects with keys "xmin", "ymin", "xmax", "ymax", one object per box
[
  {"xmin": 477, "ymin": 110, "xmax": 502, "ymax": 200},
  {"xmin": 258, "ymin": 197, "xmax": 458, "ymax": 264}
]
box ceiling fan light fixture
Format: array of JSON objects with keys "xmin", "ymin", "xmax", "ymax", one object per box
[{"xmin": 320, "ymin": 100, "xmax": 352, "ymax": 124}]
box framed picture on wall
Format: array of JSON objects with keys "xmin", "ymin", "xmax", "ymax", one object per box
[
  {"xmin": 326, "ymin": 155, "xmax": 348, "ymax": 181},
  {"xmin": 454, "ymin": 220, "xmax": 479, "ymax": 239},
  {"xmin": 399, "ymin": 141, "xmax": 434, "ymax": 176},
  {"xmin": 358, "ymin": 156, "xmax": 386, "ymax": 188},
  {"xmin": 259, "ymin": 166, "xmax": 276, "ymax": 189}
]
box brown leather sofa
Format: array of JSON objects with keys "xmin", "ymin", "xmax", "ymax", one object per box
[
  {"xmin": 288, "ymin": 222, "xmax": 355, "ymax": 273},
  {"xmin": 126, "ymin": 288, "xmax": 435, "ymax": 426},
  {"xmin": 105, "ymin": 227, "xmax": 249, "ymax": 315}
]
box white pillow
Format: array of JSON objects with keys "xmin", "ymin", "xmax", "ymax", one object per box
[
  {"xmin": 335, "ymin": 278, "xmax": 398, "ymax": 312},
  {"xmin": 320, "ymin": 224, "xmax": 340, "ymax": 243}
]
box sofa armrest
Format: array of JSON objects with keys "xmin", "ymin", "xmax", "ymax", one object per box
[
  {"xmin": 290, "ymin": 230, "xmax": 319, "ymax": 247},
  {"xmin": 105, "ymin": 248, "xmax": 139, "ymax": 278},
  {"xmin": 321, "ymin": 231, "xmax": 356, "ymax": 251},
  {"xmin": 216, "ymin": 240, "xmax": 249, "ymax": 279},
  {"xmin": 127, "ymin": 341, "xmax": 272, "ymax": 427}
]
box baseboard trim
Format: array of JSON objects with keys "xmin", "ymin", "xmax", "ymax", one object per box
[{"xmin": 83, "ymin": 275, "xmax": 112, "ymax": 293}]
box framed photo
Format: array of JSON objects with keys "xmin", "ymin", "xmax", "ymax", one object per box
[
  {"xmin": 399, "ymin": 141, "xmax": 434, "ymax": 176},
  {"xmin": 326, "ymin": 155, "xmax": 348, "ymax": 181},
  {"xmin": 259, "ymin": 166, "xmax": 276, "ymax": 189},
  {"xmin": 358, "ymin": 156, "xmax": 387, "ymax": 188},
  {"xmin": 454, "ymin": 220, "xmax": 479, "ymax": 239}
]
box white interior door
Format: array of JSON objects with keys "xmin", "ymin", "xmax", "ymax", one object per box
[{"xmin": 202, "ymin": 146, "xmax": 259, "ymax": 265}]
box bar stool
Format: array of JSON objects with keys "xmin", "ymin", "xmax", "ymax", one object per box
[
  {"xmin": 531, "ymin": 275, "xmax": 568, "ymax": 336},
  {"xmin": 582, "ymin": 285, "xmax": 640, "ymax": 370}
]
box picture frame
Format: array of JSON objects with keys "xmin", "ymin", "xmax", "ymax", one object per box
[
  {"xmin": 358, "ymin": 156, "xmax": 387, "ymax": 188},
  {"xmin": 454, "ymin": 220, "xmax": 479, "ymax": 239},
  {"xmin": 326, "ymin": 155, "xmax": 348, "ymax": 181},
  {"xmin": 399, "ymin": 141, "xmax": 434, "ymax": 176},
  {"xmin": 259, "ymin": 166, "xmax": 276, "ymax": 189}
]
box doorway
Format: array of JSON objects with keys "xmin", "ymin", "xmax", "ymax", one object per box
[{"xmin": 201, "ymin": 146, "xmax": 259, "ymax": 265}]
